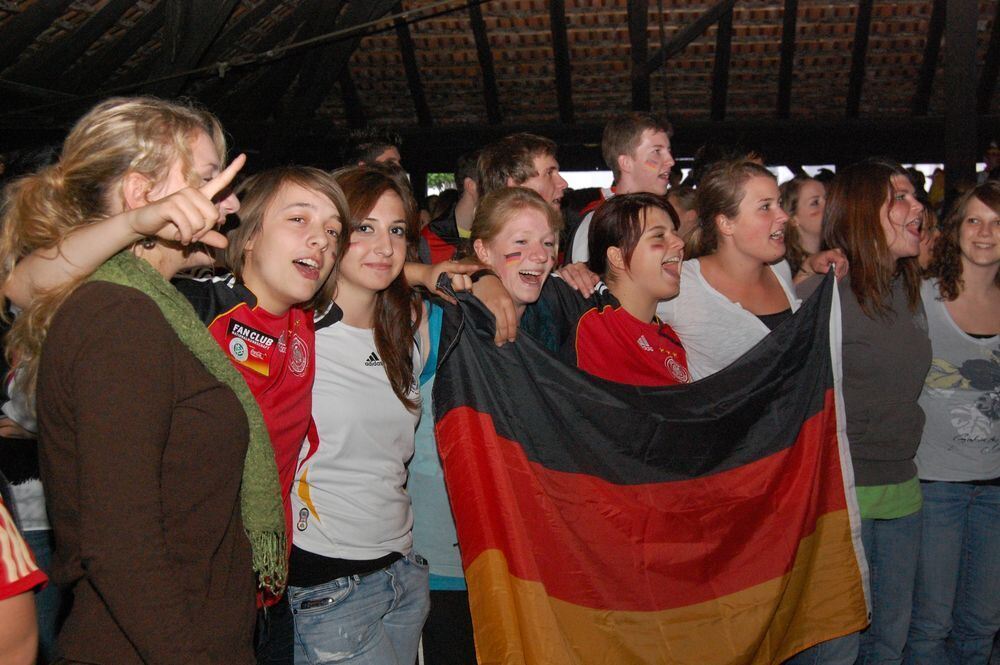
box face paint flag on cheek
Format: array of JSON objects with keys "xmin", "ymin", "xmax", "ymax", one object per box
[{"xmin": 505, "ymin": 252, "xmax": 522, "ymax": 265}]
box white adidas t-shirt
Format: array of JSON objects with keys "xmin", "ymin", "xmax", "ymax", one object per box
[{"xmin": 291, "ymin": 321, "xmax": 422, "ymax": 560}]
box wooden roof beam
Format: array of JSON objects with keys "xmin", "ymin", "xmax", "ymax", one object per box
[
  {"xmin": 944, "ymin": 0, "xmax": 978, "ymax": 189},
  {"xmin": 200, "ymin": 0, "xmax": 281, "ymax": 66},
  {"xmin": 281, "ymin": 0, "xmax": 396, "ymax": 124},
  {"xmin": 394, "ymin": 3, "xmax": 432, "ymax": 127},
  {"xmin": 61, "ymin": 2, "xmax": 165, "ymax": 94},
  {"xmin": 628, "ymin": 0, "xmax": 650, "ymax": 112},
  {"xmin": 978, "ymin": 0, "xmax": 1000, "ymax": 116},
  {"xmin": 146, "ymin": 0, "xmax": 241, "ymax": 98},
  {"xmin": 549, "ymin": 0, "xmax": 574, "ymax": 124},
  {"xmin": 199, "ymin": 0, "xmax": 318, "ymax": 109},
  {"xmin": 0, "ymin": 0, "xmax": 74, "ymax": 71},
  {"xmin": 911, "ymin": 0, "xmax": 945, "ymax": 116},
  {"xmin": 339, "ymin": 66, "xmax": 367, "ymax": 129},
  {"xmin": 846, "ymin": 0, "xmax": 874, "ymax": 118},
  {"xmin": 710, "ymin": 6, "xmax": 733, "ymax": 121},
  {"xmin": 646, "ymin": 0, "xmax": 736, "ymax": 75},
  {"xmin": 468, "ymin": 2, "xmax": 502, "ymax": 124},
  {"xmin": 227, "ymin": 0, "xmax": 333, "ymax": 119},
  {"xmin": 5, "ymin": 0, "xmax": 133, "ymax": 84},
  {"xmin": 776, "ymin": 0, "xmax": 798, "ymax": 118}
]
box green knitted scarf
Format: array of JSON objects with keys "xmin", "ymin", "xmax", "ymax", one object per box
[{"xmin": 90, "ymin": 251, "xmax": 287, "ymax": 593}]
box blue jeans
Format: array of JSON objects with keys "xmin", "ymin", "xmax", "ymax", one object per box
[
  {"xmin": 784, "ymin": 631, "xmax": 859, "ymax": 664},
  {"xmin": 289, "ymin": 552, "xmax": 430, "ymax": 665},
  {"xmin": 858, "ymin": 511, "xmax": 923, "ymax": 665},
  {"xmin": 905, "ymin": 482, "xmax": 1000, "ymax": 665},
  {"xmin": 23, "ymin": 529, "xmax": 62, "ymax": 665}
]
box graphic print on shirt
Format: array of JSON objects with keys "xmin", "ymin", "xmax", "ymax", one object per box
[
  {"xmin": 296, "ymin": 421, "xmax": 321, "ymax": 525},
  {"xmin": 289, "ymin": 333, "xmax": 309, "ymax": 377},
  {"xmin": 225, "ymin": 318, "xmax": 276, "ymax": 376},
  {"xmin": 665, "ymin": 356, "xmax": 690, "ymax": 384},
  {"xmin": 924, "ymin": 345, "xmax": 1000, "ymax": 449}
]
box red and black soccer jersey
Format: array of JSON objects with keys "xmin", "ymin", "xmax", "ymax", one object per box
[
  {"xmin": 572, "ymin": 303, "xmax": 689, "ymax": 386},
  {"xmin": 174, "ymin": 275, "xmax": 341, "ymax": 535},
  {"xmin": 533, "ymin": 276, "xmax": 689, "ymax": 387},
  {"xmin": 418, "ymin": 204, "xmax": 467, "ymax": 264}
]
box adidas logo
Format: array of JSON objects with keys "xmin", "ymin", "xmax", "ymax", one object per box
[{"xmin": 364, "ymin": 351, "xmax": 383, "ymax": 367}]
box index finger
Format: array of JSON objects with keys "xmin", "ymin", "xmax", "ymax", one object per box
[
  {"xmin": 200, "ymin": 153, "xmax": 246, "ymax": 200},
  {"xmin": 442, "ymin": 261, "xmax": 484, "ymax": 275}
]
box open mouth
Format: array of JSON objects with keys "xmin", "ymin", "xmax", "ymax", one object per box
[
  {"xmin": 293, "ymin": 257, "xmax": 321, "ymax": 280},
  {"xmin": 769, "ymin": 230, "xmax": 785, "ymax": 241},
  {"xmin": 661, "ymin": 256, "xmax": 681, "ymax": 278},
  {"xmin": 518, "ymin": 269, "xmax": 543, "ymax": 286}
]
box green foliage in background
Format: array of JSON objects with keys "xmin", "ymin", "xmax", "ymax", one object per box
[{"xmin": 427, "ymin": 173, "xmax": 455, "ymax": 192}]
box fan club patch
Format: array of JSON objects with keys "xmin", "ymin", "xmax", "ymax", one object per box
[{"xmin": 225, "ymin": 319, "xmax": 276, "ymax": 376}]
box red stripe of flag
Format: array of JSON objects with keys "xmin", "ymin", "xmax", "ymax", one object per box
[{"xmin": 436, "ymin": 390, "xmax": 845, "ymax": 613}]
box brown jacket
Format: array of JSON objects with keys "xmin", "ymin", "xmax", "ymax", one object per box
[{"xmin": 38, "ymin": 282, "xmax": 255, "ymax": 664}]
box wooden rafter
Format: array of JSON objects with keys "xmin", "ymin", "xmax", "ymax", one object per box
[
  {"xmin": 394, "ymin": 2, "xmax": 432, "ymax": 127},
  {"xmin": 978, "ymin": 0, "xmax": 1000, "ymax": 116},
  {"xmin": 199, "ymin": 0, "xmax": 318, "ymax": 109},
  {"xmin": 776, "ymin": 0, "xmax": 798, "ymax": 118},
  {"xmin": 227, "ymin": 0, "xmax": 330, "ymax": 118},
  {"xmin": 61, "ymin": 2, "xmax": 165, "ymax": 94},
  {"xmin": 201, "ymin": 0, "xmax": 281, "ymax": 66},
  {"xmin": 280, "ymin": 0, "xmax": 396, "ymax": 124},
  {"xmin": 846, "ymin": 0, "xmax": 874, "ymax": 118},
  {"xmin": 5, "ymin": 0, "xmax": 132, "ymax": 84},
  {"xmin": 549, "ymin": 0, "xmax": 574, "ymax": 124},
  {"xmin": 468, "ymin": 1, "xmax": 502, "ymax": 124},
  {"xmin": 646, "ymin": 0, "xmax": 736, "ymax": 75},
  {"xmin": 145, "ymin": 0, "xmax": 241, "ymax": 97},
  {"xmin": 339, "ymin": 66, "xmax": 366, "ymax": 129},
  {"xmin": 944, "ymin": 0, "xmax": 978, "ymax": 188},
  {"xmin": 911, "ymin": 0, "xmax": 945, "ymax": 116},
  {"xmin": 710, "ymin": 6, "xmax": 733, "ymax": 121},
  {"xmin": 628, "ymin": 0, "xmax": 649, "ymax": 112},
  {"xmin": 0, "ymin": 0, "xmax": 75, "ymax": 71}
]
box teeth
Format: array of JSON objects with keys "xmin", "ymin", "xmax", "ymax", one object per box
[
  {"xmin": 770, "ymin": 231, "xmax": 784, "ymax": 240},
  {"xmin": 519, "ymin": 270, "xmax": 541, "ymax": 276},
  {"xmin": 662, "ymin": 257, "xmax": 680, "ymax": 265},
  {"xmin": 295, "ymin": 258, "xmax": 319, "ymax": 268}
]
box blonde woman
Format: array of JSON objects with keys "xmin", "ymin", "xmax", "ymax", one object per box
[{"xmin": 0, "ymin": 97, "xmax": 274, "ymax": 664}]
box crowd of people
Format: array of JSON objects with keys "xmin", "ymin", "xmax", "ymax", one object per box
[{"xmin": 0, "ymin": 96, "xmax": 996, "ymax": 665}]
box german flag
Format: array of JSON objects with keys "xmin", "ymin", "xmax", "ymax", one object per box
[{"xmin": 432, "ymin": 273, "xmax": 869, "ymax": 664}]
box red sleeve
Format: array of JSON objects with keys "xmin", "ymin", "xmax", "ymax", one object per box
[{"xmin": 0, "ymin": 500, "xmax": 46, "ymax": 601}]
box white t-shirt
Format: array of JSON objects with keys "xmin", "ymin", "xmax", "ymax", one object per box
[
  {"xmin": 656, "ymin": 258, "xmax": 800, "ymax": 381},
  {"xmin": 569, "ymin": 188, "xmax": 615, "ymax": 263},
  {"xmin": 291, "ymin": 321, "xmax": 422, "ymax": 560}
]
